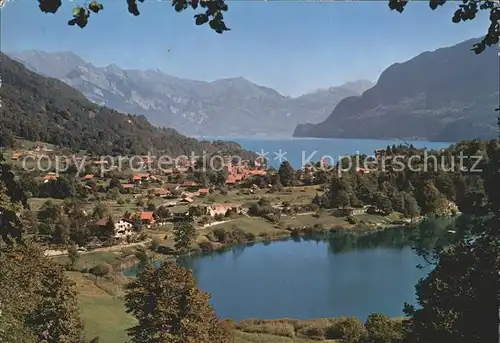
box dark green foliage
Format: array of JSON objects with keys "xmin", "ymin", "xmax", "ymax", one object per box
[
  {"xmin": 327, "ymin": 175, "xmax": 353, "ymax": 208},
  {"xmin": 0, "ymin": 155, "xmax": 28, "ymax": 245},
  {"xmin": 124, "ymin": 261, "xmax": 231, "ymax": 343},
  {"xmin": 173, "ymin": 220, "xmax": 196, "ymax": 253},
  {"xmin": 101, "ymin": 217, "xmax": 115, "ymax": 240},
  {"xmin": 135, "ymin": 246, "xmax": 153, "ymax": 272},
  {"xmin": 89, "ymin": 263, "xmax": 112, "ymax": 280},
  {"xmin": 404, "ymin": 231, "xmax": 500, "ymax": 343},
  {"xmin": 403, "ymin": 140, "xmax": 500, "ymax": 342},
  {"xmin": 278, "ymin": 161, "xmax": 295, "ymax": 187},
  {"xmin": 0, "ymin": 243, "xmax": 86, "ymax": 342},
  {"xmin": 67, "ymin": 244, "xmax": 79, "ymax": 270},
  {"xmin": 365, "ymin": 313, "xmax": 404, "ymax": 343}
]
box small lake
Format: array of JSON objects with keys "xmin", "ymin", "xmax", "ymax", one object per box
[{"xmin": 125, "ymin": 220, "xmax": 459, "ymax": 321}]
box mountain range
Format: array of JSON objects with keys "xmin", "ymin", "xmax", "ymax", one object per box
[
  {"xmin": 294, "ymin": 38, "xmax": 500, "ymax": 141},
  {"xmin": 10, "ymin": 50, "xmax": 373, "ymax": 138},
  {"xmin": 0, "ymin": 53, "xmax": 256, "ymax": 160}
]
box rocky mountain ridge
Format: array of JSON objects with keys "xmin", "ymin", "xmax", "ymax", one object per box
[
  {"xmin": 11, "ymin": 50, "xmax": 373, "ymax": 137},
  {"xmin": 293, "ymin": 38, "xmax": 499, "ymax": 142}
]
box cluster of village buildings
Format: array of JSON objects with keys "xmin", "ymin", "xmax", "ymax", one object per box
[{"xmin": 28, "ymin": 153, "xmax": 268, "ymax": 242}]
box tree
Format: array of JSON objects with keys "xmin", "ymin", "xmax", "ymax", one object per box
[
  {"xmin": 92, "ymin": 202, "xmax": 108, "ymax": 219},
  {"xmin": 99, "ymin": 217, "xmax": 115, "ymax": 240},
  {"xmin": 173, "ymin": 220, "xmax": 196, "ymax": 254},
  {"xmin": 0, "ymin": 154, "xmax": 28, "ymax": 245},
  {"xmin": 135, "ymin": 246, "xmax": 153, "ymax": 272},
  {"xmin": 271, "ymin": 174, "xmax": 284, "ymax": 192},
  {"xmin": 338, "ymin": 317, "xmax": 367, "ymax": 343},
  {"xmin": 328, "ymin": 175, "xmax": 353, "ymax": 208},
  {"xmin": 404, "ymin": 233, "xmax": 500, "ymax": 343},
  {"xmin": 278, "ymin": 161, "xmax": 295, "ymax": 187},
  {"xmin": 108, "ymin": 177, "xmax": 122, "ymax": 190},
  {"xmin": 124, "ymin": 261, "xmax": 231, "ymax": 343},
  {"xmin": 67, "ymin": 244, "xmax": 80, "ymax": 270},
  {"xmin": 365, "ymin": 313, "xmax": 404, "ymax": 343},
  {"xmin": 150, "ymin": 236, "xmax": 161, "ymax": 252},
  {"xmin": 415, "ymin": 180, "xmax": 441, "ymax": 214},
  {"xmin": 89, "ymin": 263, "xmax": 112, "ymax": 281},
  {"xmin": 404, "ymin": 141, "xmax": 500, "ymax": 342},
  {"xmin": 215, "ymin": 169, "xmax": 228, "ymax": 187},
  {"xmin": 374, "ymin": 192, "xmax": 393, "ymax": 215},
  {"xmin": 146, "ymin": 200, "xmax": 156, "ymax": 211},
  {"xmin": 403, "ymin": 194, "xmax": 420, "ymax": 221},
  {"xmin": 0, "ymin": 242, "xmax": 86, "ymax": 342},
  {"xmin": 155, "ymin": 206, "xmax": 171, "ymax": 219}
]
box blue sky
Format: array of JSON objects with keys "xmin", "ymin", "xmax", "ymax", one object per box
[{"xmin": 2, "ymin": 0, "xmax": 489, "ymax": 96}]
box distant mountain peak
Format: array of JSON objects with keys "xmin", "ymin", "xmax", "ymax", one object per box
[
  {"xmin": 11, "ymin": 49, "xmax": 373, "ymax": 137},
  {"xmin": 294, "ymin": 38, "xmax": 498, "ymax": 142}
]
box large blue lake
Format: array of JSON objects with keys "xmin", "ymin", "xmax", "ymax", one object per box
[
  {"xmin": 125, "ymin": 222, "xmax": 457, "ymax": 321},
  {"xmin": 207, "ymin": 137, "xmax": 452, "ymax": 169}
]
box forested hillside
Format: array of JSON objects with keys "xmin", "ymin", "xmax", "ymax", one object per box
[{"xmin": 0, "ymin": 53, "xmax": 254, "ymax": 159}]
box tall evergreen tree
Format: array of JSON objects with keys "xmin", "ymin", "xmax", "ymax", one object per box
[
  {"xmin": 125, "ymin": 261, "xmax": 231, "ymax": 343},
  {"xmin": 173, "ymin": 220, "xmax": 196, "ymax": 254},
  {"xmin": 0, "ymin": 243, "xmax": 87, "ymax": 342},
  {"xmin": 0, "ymin": 154, "xmax": 28, "ymax": 245},
  {"xmin": 278, "ymin": 161, "xmax": 295, "ymax": 187}
]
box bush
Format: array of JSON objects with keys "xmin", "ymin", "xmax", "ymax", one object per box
[
  {"xmin": 248, "ymin": 203, "xmax": 261, "ymax": 216},
  {"xmin": 347, "ymin": 215, "xmax": 358, "ymax": 225},
  {"xmin": 198, "ymin": 241, "xmax": 216, "ymax": 253},
  {"xmin": 150, "ymin": 236, "xmax": 161, "ymax": 252},
  {"xmin": 157, "ymin": 245, "xmax": 174, "ymax": 255},
  {"xmin": 365, "ymin": 313, "xmax": 404, "ymax": 343},
  {"xmin": 213, "ymin": 228, "xmax": 228, "ymax": 243},
  {"xmin": 245, "ymin": 232, "xmax": 256, "ymax": 241},
  {"xmin": 338, "ymin": 317, "xmax": 367, "ymax": 343},
  {"xmin": 214, "ymin": 213, "xmax": 225, "ymax": 221},
  {"xmin": 290, "ymin": 227, "xmax": 301, "ymax": 237},
  {"xmin": 138, "ymin": 232, "xmax": 149, "ymax": 241},
  {"xmin": 89, "ymin": 263, "xmax": 112, "ymax": 280}
]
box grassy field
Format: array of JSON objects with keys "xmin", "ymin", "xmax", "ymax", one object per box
[
  {"xmin": 68, "ymin": 271, "xmax": 338, "ymax": 343},
  {"xmin": 235, "ymin": 331, "xmax": 334, "ymax": 343},
  {"xmin": 68, "ymin": 272, "xmax": 136, "ymax": 342},
  {"xmin": 53, "ymin": 251, "xmax": 124, "ymax": 269}
]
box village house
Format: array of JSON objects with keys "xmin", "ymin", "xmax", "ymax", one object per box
[
  {"xmin": 42, "ymin": 174, "xmax": 58, "ymax": 183},
  {"xmin": 203, "ymin": 204, "xmax": 243, "ymax": 217},
  {"xmin": 335, "ymin": 206, "xmax": 367, "ymax": 217},
  {"xmin": 355, "ymin": 167, "xmax": 370, "ymax": 174},
  {"xmin": 179, "ymin": 197, "xmax": 194, "ymax": 204},
  {"xmin": 94, "ymin": 217, "xmax": 136, "ymax": 239},
  {"xmin": 197, "ymin": 188, "xmax": 210, "ymax": 197},
  {"xmin": 83, "ymin": 174, "xmax": 94, "ymax": 180},
  {"xmin": 152, "ymin": 188, "xmax": 171, "ymax": 198},
  {"xmin": 132, "ymin": 173, "xmax": 151, "ymax": 183},
  {"xmin": 226, "ymin": 176, "xmax": 237, "ymax": 185},
  {"xmin": 139, "ymin": 212, "xmax": 155, "ymax": 228},
  {"xmin": 180, "ymin": 180, "xmax": 199, "ymax": 188},
  {"xmin": 11, "ymin": 151, "xmax": 23, "ymax": 161}
]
